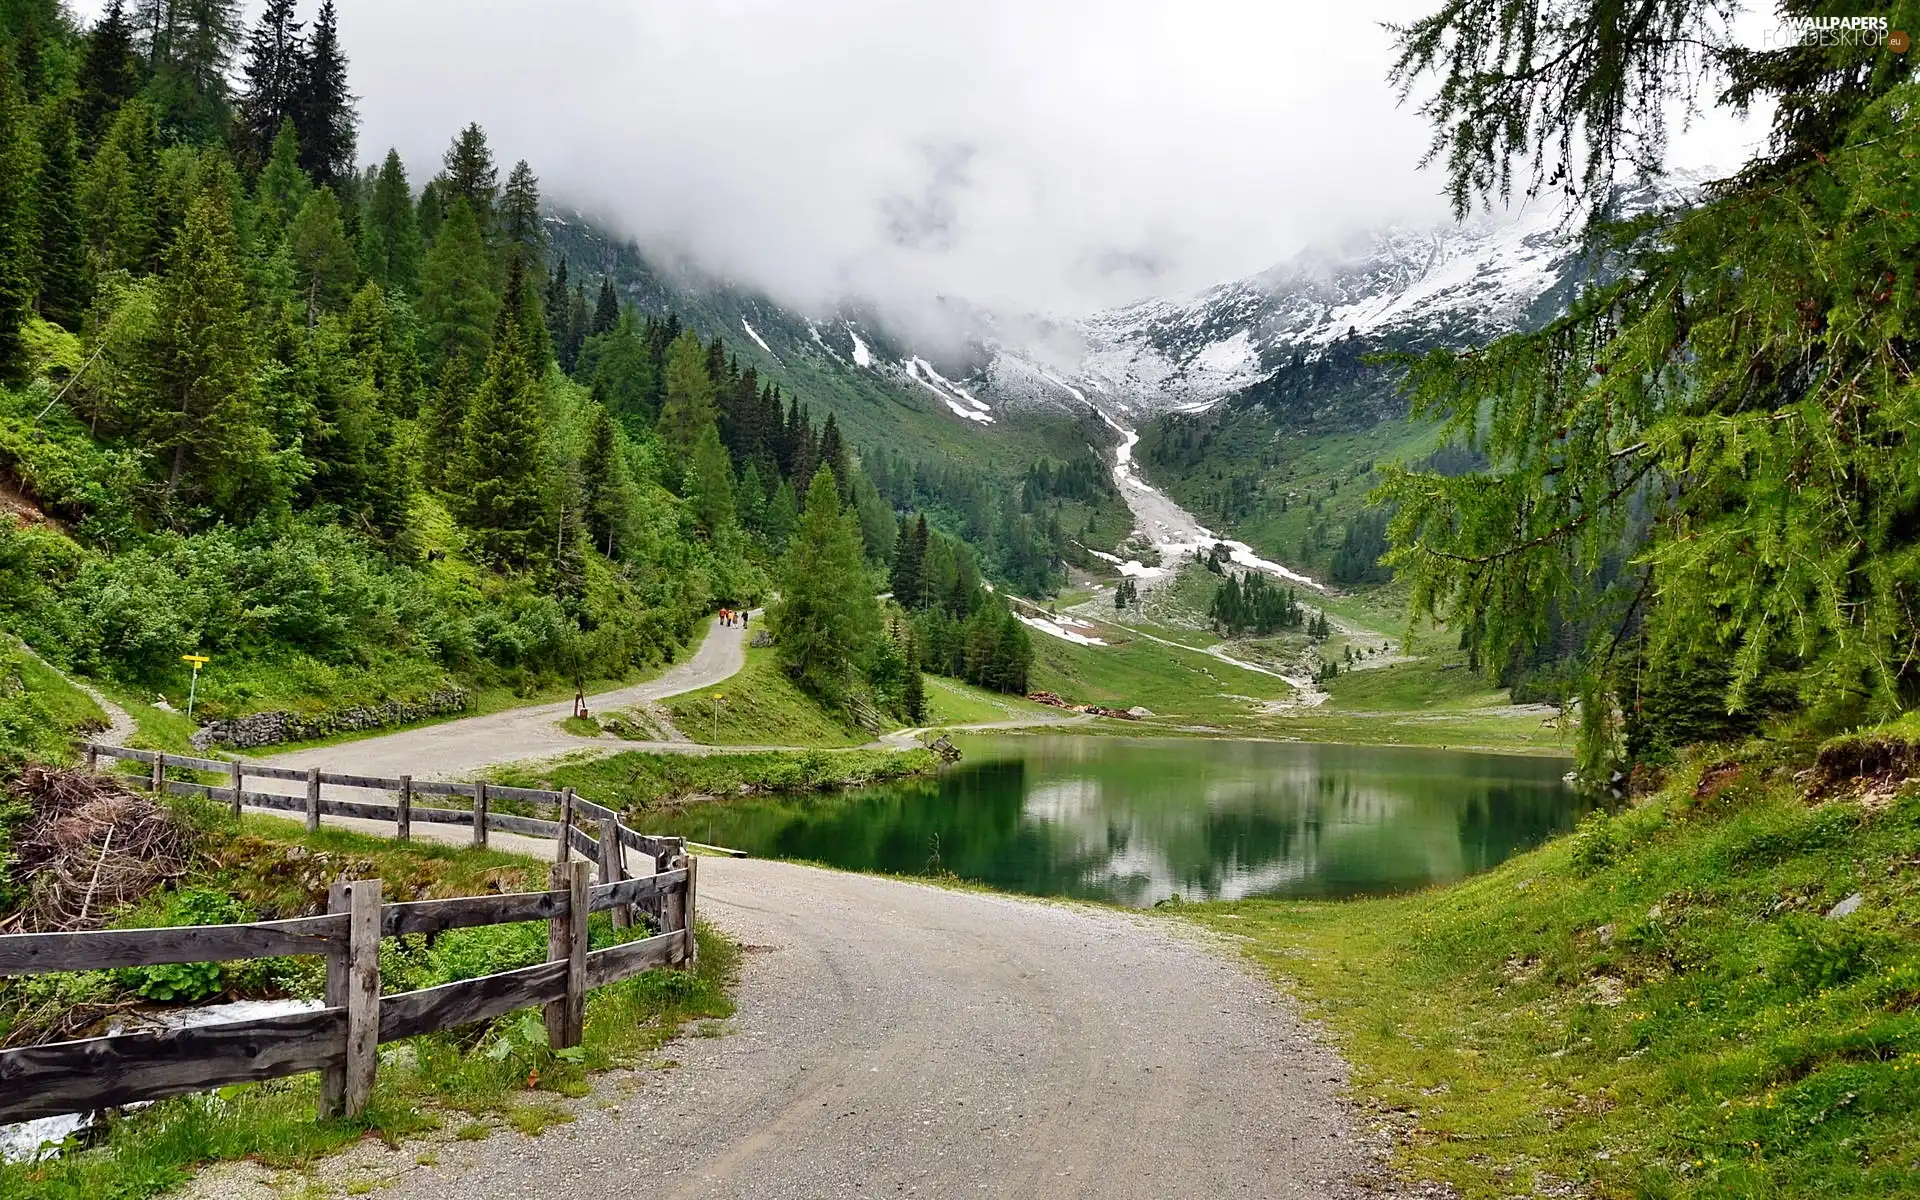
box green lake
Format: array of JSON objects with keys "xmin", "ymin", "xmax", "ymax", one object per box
[{"xmin": 664, "ymin": 736, "xmax": 1585, "ymax": 906}]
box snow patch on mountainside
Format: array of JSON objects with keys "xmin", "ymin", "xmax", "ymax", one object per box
[
  {"xmin": 904, "ymin": 357, "xmax": 994, "ymax": 424},
  {"xmin": 847, "ymin": 325, "xmax": 873, "ymax": 368},
  {"xmin": 741, "ymin": 317, "xmax": 775, "ymax": 357}
]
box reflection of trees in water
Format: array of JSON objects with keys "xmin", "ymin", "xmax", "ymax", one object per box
[{"xmin": 667, "ymin": 743, "xmax": 1579, "ymax": 906}]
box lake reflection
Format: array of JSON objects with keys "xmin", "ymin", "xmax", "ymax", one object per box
[{"xmin": 664, "ymin": 737, "xmax": 1584, "ymax": 906}]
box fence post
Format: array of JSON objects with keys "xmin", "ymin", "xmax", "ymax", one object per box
[
  {"xmin": 545, "ymin": 859, "xmax": 589, "ymax": 1049},
  {"xmin": 554, "ymin": 787, "xmax": 575, "ymax": 864},
  {"xmin": 396, "ymin": 775, "xmax": 411, "ymax": 843},
  {"xmin": 472, "ymin": 781, "xmax": 488, "ymax": 849},
  {"xmin": 306, "ymin": 767, "xmax": 321, "ymax": 833},
  {"xmin": 597, "ymin": 817, "xmax": 628, "ymax": 930},
  {"xmin": 150, "ymin": 752, "xmax": 164, "ymax": 794},
  {"xmin": 85, "ymin": 744, "xmax": 97, "ymax": 773},
  {"xmin": 680, "ymin": 853, "xmax": 699, "ymax": 967},
  {"xmin": 321, "ymin": 878, "xmax": 382, "ymax": 1120},
  {"xmin": 228, "ymin": 759, "xmax": 244, "ymax": 820},
  {"xmin": 663, "ymin": 839, "xmax": 688, "ymax": 941}
]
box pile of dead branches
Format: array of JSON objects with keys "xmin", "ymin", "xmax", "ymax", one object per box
[{"xmin": 2, "ymin": 765, "xmax": 193, "ymax": 934}]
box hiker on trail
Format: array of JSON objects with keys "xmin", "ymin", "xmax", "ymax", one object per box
[{"xmin": 741, "ymin": 609, "xmax": 749, "ymax": 629}]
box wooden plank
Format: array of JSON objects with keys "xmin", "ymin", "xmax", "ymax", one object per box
[
  {"xmin": 229, "ymin": 759, "xmax": 244, "ymax": 819},
  {"xmin": 89, "ymin": 744, "xmax": 156, "ymax": 764},
  {"xmin": 617, "ymin": 825, "xmax": 675, "ymax": 859},
  {"xmin": 305, "ymin": 767, "xmax": 321, "ymax": 833},
  {"xmin": 407, "ymin": 803, "xmax": 475, "ymax": 827},
  {"xmin": 587, "ymin": 868, "xmax": 687, "ymax": 914},
  {"xmin": 545, "ymin": 860, "xmax": 589, "ymax": 1049},
  {"xmin": 409, "ymin": 779, "xmax": 477, "ymax": 799},
  {"xmin": 573, "ymin": 795, "xmax": 618, "ymax": 823},
  {"xmin": 239, "ymin": 789, "xmax": 306, "ymax": 814},
  {"xmin": 381, "ymin": 890, "xmax": 569, "ymax": 938},
  {"xmin": 472, "ymin": 780, "xmax": 488, "ymax": 848},
  {"xmin": 397, "ymin": 775, "xmax": 412, "ymax": 843},
  {"xmin": 151, "ymin": 752, "xmax": 164, "ymax": 794},
  {"xmin": 237, "ymin": 762, "xmax": 313, "ymax": 782},
  {"xmin": 568, "ymin": 824, "xmax": 598, "ymax": 861},
  {"xmin": 0, "ymin": 1007, "xmax": 345, "ymax": 1123},
  {"xmin": 315, "ymin": 771, "xmax": 404, "ymax": 790},
  {"xmin": 378, "ymin": 961, "xmax": 568, "ymax": 1043},
  {"xmin": 486, "ymin": 811, "xmax": 558, "ymax": 839},
  {"xmin": 582, "ymin": 930, "xmax": 686, "ymax": 989},
  {"xmin": 486, "ymin": 784, "xmax": 564, "ymax": 805},
  {"xmin": 0, "ymin": 914, "xmax": 347, "ymax": 976}
]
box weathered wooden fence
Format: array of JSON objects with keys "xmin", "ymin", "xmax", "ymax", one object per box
[{"xmin": 0, "ymin": 747, "xmax": 699, "ymax": 1124}]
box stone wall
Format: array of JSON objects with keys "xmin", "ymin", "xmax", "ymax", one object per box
[{"xmin": 191, "ymin": 688, "xmax": 471, "ymax": 750}]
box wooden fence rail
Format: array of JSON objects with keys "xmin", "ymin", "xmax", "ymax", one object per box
[{"xmin": 0, "ymin": 749, "xmax": 701, "ymax": 1125}]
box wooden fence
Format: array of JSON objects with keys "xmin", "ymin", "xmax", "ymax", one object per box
[{"xmin": 0, "ymin": 746, "xmax": 698, "ymax": 1124}]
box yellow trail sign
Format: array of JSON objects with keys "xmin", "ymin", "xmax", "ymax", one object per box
[{"xmin": 181, "ymin": 654, "xmax": 210, "ymax": 666}]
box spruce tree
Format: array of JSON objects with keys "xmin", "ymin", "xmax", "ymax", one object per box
[
  {"xmin": 500, "ymin": 160, "xmax": 542, "ymax": 261},
  {"xmin": 33, "ymin": 102, "xmax": 89, "ymax": 331},
  {"xmin": 286, "ymin": 187, "xmax": 356, "ymax": 321},
  {"xmin": 292, "ymin": 0, "xmax": 353, "ymax": 188},
  {"xmin": 420, "ymin": 350, "xmax": 470, "ymax": 487},
  {"xmin": 459, "ymin": 330, "xmax": 545, "ymax": 568},
  {"xmin": 252, "ymin": 119, "xmax": 310, "ymax": 247},
  {"xmin": 771, "ymin": 468, "xmax": 880, "ymax": 705},
  {"xmin": 80, "ymin": 100, "xmax": 161, "ymax": 277},
  {"xmin": 0, "ymin": 57, "xmax": 31, "ymax": 383},
  {"xmin": 563, "ymin": 282, "xmax": 587, "ymax": 373},
  {"xmin": 656, "ymin": 328, "xmax": 716, "ymax": 468},
  {"xmin": 418, "ymin": 198, "xmax": 495, "ymax": 374},
  {"xmin": 139, "ymin": 0, "xmax": 243, "ymax": 143},
  {"xmin": 764, "ymin": 478, "xmax": 798, "ymax": 552},
  {"xmin": 146, "ymin": 187, "xmax": 283, "ymax": 519},
  {"xmin": 415, "ymin": 178, "xmax": 443, "ymax": 246},
  {"xmin": 76, "ymin": 0, "xmax": 141, "ymax": 153},
  {"xmin": 543, "ymin": 253, "xmax": 569, "ymax": 358},
  {"xmin": 440, "ymin": 123, "xmax": 496, "ymax": 234},
  {"xmin": 902, "ymin": 633, "xmax": 927, "ymax": 724},
  {"xmin": 592, "ymin": 276, "xmax": 619, "ymax": 335},
  {"xmin": 688, "ymin": 420, "xmax": 735, "ymax": 537},
  {"xmin": 889, "ymin": 513, "xmax": 927, "ymax": 609},
  {"xmin": 580, "ymin": 403, "xmax": 631, "ymax": 556},
  {"xmin": 818, "ymin": 413, "xmax": 848, "ymax": 500},
  {"xmin": 366, "ymin": 149, "xmax": 420, "ymax": 292},
  {"xmin": 235, "ymin": 0, "xmax": 302, "ymax": 170}
]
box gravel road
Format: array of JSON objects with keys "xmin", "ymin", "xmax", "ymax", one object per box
[
  {"xmin": 254, "ymin": 613, "xmax": 751, "ymax": 780},
  {"xmin": 358, "ymin": 857, "xmax": 1402, "ymax": 1200}
]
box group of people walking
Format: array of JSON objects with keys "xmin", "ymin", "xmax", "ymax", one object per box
[{"xmin": 720, "ymin": 607, "xmax": 749, "ymax": 629}]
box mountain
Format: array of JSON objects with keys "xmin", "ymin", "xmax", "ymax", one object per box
[{"xmin": 963, "ymin": 172, "xmax": 1704, "ymax": 423}]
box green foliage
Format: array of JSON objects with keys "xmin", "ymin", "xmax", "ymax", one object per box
[
  {"xmin": 419, "ymin": 198, "xmax": 494, "ymax": 373},
  {"xmin": 1381, "ymin": 2, "xmax": 1920, "ymax": 777},
  {"xmin": 457, "ymin": 327, "xmax": 546, "ymax": 568}
]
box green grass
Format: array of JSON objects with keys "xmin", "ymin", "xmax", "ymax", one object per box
[
  {"xmin": 1187, "ymin": 733, "xmax": 1920, "ymax": 1198},
  {"xmin": 662, "ymin": 647, "xmax": 867, "ymax": 747},
  {"xmin": 491, "ymin": 746, "xmax": 941, "ymax": 812},
  {"xmin": 0, "ymin": 647, "xmax": 107, "ymax": 763},
  {"xmin": 0, "ymin": 803, "xmax": 738, "ymax": 1199},
  {"xmin": 921, "ymin": 676, "xmax": 1062, "ymax": 726},
  {"xmin": 1027, "ymin": 624, "xmax": 1292, "ymax": 723}
]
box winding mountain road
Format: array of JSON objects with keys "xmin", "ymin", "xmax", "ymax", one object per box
[{"xmin": 254, "ymin": 613, "xmax": 753, "ymax": 780}]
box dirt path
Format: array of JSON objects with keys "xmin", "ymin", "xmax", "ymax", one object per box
[
  {"xmin": 253, "ymin": 614, "xmax": 753, "ymax": 781},
  {"xmin": 357, "ymin": 857, "xmax": 1404, "ymax": 1199}
]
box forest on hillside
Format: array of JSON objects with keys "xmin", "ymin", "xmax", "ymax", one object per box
[{"xmin": 0, "ymin": 0, "xmax": 1050, "ymax": 747}]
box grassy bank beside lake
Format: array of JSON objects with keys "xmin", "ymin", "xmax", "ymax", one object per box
[
  {"xmin": 1188, "ymin": 725, "xmax": 1920, "ymax": 1198},
  {"xmin": 492, "ymin": 746, "xmax": 942, "ymax": 814}
]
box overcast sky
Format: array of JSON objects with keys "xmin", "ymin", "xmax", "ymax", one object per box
[{"xmin": 71, "ymin": 0, "xmax": 1768, "ymax": 319}]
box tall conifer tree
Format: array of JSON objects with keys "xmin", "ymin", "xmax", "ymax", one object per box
[
  {"xmin": 0, "ymin": 57, "xmax": 33, "ymax": 383},
  {"xmin": 34, "ymin": 102, "xmax": 89, "ymax": 330},
  {"xmin": 440, "ymin": 123, "xmax": 496, "ymax": 234},
  {"xmin": 292, "ymin": 0, "xmax": 353, "ymax": 187},
  {"xmin": 76, "ymin": 0, "xmax": 141, "ymax": 153},
  {"xmin": 234, "ymin": 0, "xmax": 302, "ymax": 170},
  {"xmin": 419, "ymin": 198, "xmax": 495, "ymax": 374},
  {"xmin": 459, "ymin": 328, "xmax": 545, "ymax": 568}
]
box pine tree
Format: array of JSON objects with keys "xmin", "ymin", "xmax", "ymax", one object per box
[
  {"xmin": 287, "ymin": 187, "xmax": 356, "ymax": 322},
  {"xmin": 234, "ymin": 0, "xmax": 302, "ymax": 170},
  {"xmin": 419, "ymin": 198, "xmax": 495, "ymax": 374},
  {"xmin": 580, "ymin": 403, "xmax": 630, "ymax": 556},
  {"xmin": 592, "ymin": 276, "xmax": 619, "ymax": 335},
  {"xmin": 656, "ymin": 329, "xmax": 716, "ymax": 469},
  {"xmin": 763, "ymin": 478, "xmax": 798, "ymax": 552},
  {"xmin": 459, "ymin": 331, "xmax": 545, "ymax": 568},
  {"xmin": 0, "ymin": 56, "xmax": 34, "ymax": 383},
  {"xmin": 138, "ymin": 0, "xmax": 243, "ymax": 142},
  {"xmin": 292, "ymin": 0, "xmax": 353, "ymax": 188},
  {"xmin": 818, "ymin": 413, "xmax": 848, "ymax": 500},
  {"xmin": 415, "ymin": 178, "xmax": 443, "ymax": 246},
  {"xmin": 365, "ymin": 149, "xmax": 420, "ymax": 292},
  {"xmin": 79, "ymin": 100, "xmax": 161, "ymax": 277},
  {"xmin": 145, "ymin": 187, "xmax": 283, "ymax": 518},
  {"xmin": 499, "ymin": 160, "xmax": 542, "ymax": 261},
  {"xmin": 563, "ymin": 282, "xmax": 588, "ymax": 373},
  {"xmin": 771, "ymin": 468, "xmax": 880, "ymax": 705},
  {"xmin": 889, "ymin": 513, "xmax": 927, "ymax": 609},
  {"xmin": 420, "ymin": 350, "xmax": 470, "ymax": 487},
  {"xmin": 33, "ymin": 102, "xmax": 89, "ymax": 331},
  {"xmin": 543, "ymin": 254, "xmax": 569, "ymax": 358},
  {"xmin": 76, "ymin": 0, "xmax": 142, "ymax": 153},
  {"xmin": 440, "ymin": 123, "xmax": 496, "ymax": 234}
]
